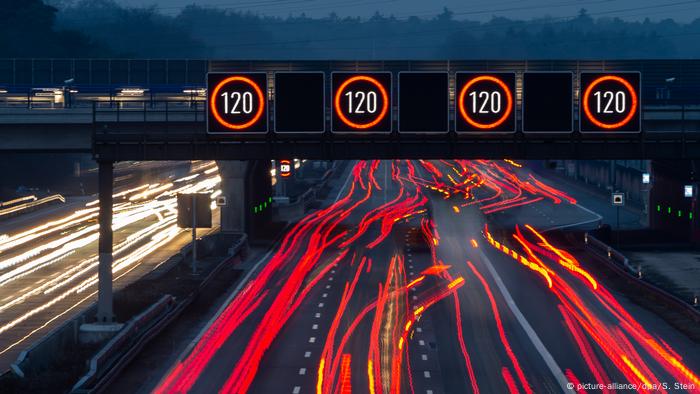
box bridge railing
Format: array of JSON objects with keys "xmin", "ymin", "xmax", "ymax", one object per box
[{"xmin": 92, "ymin": 100, "xmax": 205, "ymax": 123}]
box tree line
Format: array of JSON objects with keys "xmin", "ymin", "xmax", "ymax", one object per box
[{"xmin": 2, "ymin": 0, "xmax": 699, "ymax": 58}]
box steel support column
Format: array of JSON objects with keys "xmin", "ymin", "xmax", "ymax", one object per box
[{"xmin": 96, "ymin": 160, "xmax": 114, "ymax": 323}]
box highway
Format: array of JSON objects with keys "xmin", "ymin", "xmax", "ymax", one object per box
[
  {"xmin": 154, "ymin": 160, "xmax": 700, "ymax": 394},
  {"xmin": 0, "ymin": 160, "xmax": 221, "ymax": 369}
]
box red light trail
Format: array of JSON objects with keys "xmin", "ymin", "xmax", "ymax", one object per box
[{"xmin": 154, "ymin": 159, "xmax": 698, "ymax": 394}]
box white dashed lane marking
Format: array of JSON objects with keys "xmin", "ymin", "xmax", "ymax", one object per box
[
  {"xmin": 292, "ymin": 386, "xmax": 301, "ymax": 394},
  {"xmin": 299, "ymin": 368, "xmax": 306, "ymax": 376},
  {"xmin": 309, "ymin": 337, "xmax": 316, "ymax": 343}
]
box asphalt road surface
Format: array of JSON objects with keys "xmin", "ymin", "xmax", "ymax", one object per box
[{"xmin": 154, "ymin": 160, "xmax": 700, "ymax": 394}]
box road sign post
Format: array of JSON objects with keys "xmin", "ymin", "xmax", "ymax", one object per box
[
  {"xmin": 612, "ymin": 192, "xmax": 625, "ymax": 248},
  {"xmin": 177, "ymin": 193, "xmax": 212, "ymax": 274},
  {"xmin": 192, "ymin": 196, "xmax": 197, "ymax": 274}
]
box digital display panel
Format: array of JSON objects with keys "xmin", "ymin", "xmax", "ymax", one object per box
[
  {"xmin": 580, "ymin": 72, "xmax": 641, "ymax": 133},
  {"xmin": 455, "ymin": 72, "xmax": 516, "ymax": 133},
  {"xmin": 207, "ymin": 72, "xmax": 268, "ymax": 134},
  {"xmin": 332, "ymin": 72, "xmax": 392, "ymax": 133},
  {"xmin": 398, "ymin": 72, "xmax": 448, "ymax": 133},
  {"xmin": 522, "ymin": 72, "xmax": 573, "ymax": 133},
  {"xmin": 274, "ymin": 72, "xmax": 325, "ymax": 133}
]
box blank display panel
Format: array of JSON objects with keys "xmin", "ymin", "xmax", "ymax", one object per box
[
  {"xmin": 398, "ymin": 72, "xmax": 449, "ymax": 133},
  {"xmin": 522, "ymin": 72, "xmax": 573, "ymax": 133},
  {"xmin": 274, "ymin": 72, "xmax": 325, "ymax": 133}
]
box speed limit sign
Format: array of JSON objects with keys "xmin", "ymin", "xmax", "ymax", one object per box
[
  {"xmin": 279, "ymin": 159, "xmax": 292, "ymax": 177},
  {"xmin": 456, "ymin": 72, "xmax": 516, "ymax": 133},
  {"xmin": 207, "ymin": 72, "xmax": 268, "ymax": 134},
  {"xmin": 580, "ymin": 72, "xmax": 641, "ymax": 133},
  {"xmin": 331, "ymin": 72, "xmax": 392, "ymax": 133}
]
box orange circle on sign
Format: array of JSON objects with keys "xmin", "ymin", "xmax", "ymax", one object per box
[
  {"xmin": 582, "ymin": 75, "xmax": 638, "ymax": 130},
  {"xmin": 210, "ymin": 75, "xmax": 265, "ymax": 130},
  {"xmin": 334, "ymin": 75, "xmax": 389, "ymax": 130},
  {"xmin": 458, "ymin": 75, "xmax": 513, "ymax": 130},
  {"xmin": 280, "ymin": 160, "xmax": 291, "ymax": 177}
]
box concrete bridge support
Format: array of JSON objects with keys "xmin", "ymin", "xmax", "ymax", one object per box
[
  {"xmin": 218, "ymin": 161, "xmax": 248, "ymax": 234},
  {"xmin": 96, "ymin": 160, "xmax": 114, "ymax": 323},
  {"xmin": 217, "ymin": 160, "xmax": 273, "ymax": 237}
]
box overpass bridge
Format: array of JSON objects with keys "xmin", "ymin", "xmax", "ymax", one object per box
[
  {"xmin": 0, "ymin": 59, "xmax": 699, "ymax": 160},
  {"xmin": 2, "ymin": 58, "xmax": 700, "ymax": 326}
]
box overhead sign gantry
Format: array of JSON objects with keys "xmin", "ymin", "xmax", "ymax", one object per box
[{"xmin": 206, "ymin": 70, "xmax": 642, "ymax": 136}]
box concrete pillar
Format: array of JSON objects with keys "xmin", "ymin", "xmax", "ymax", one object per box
[
  {"xmin": 609, "ymin": 160, "xmax": 616, "ymax": 191},
  {"xmin": 97, "ymin": 160, "xmax": 114, "ymax": 323},
  {"xmin": 218, "ymin": 161, "xmax": 248, "ymax": 234}
]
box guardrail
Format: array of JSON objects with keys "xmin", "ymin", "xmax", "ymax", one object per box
[
  {"xmin": 0, "ymin": 94, "xmax": 205, "ymax": 110},
  {"xmin": 584, "ymin": 232, "xmax": 635, "ymax": 273},
  {"xmin": 70, "ymin": 234, "xmax": 247, "ymax": 393},
  {"xmin": 583, "ymin": 232, "xmax": 700, "ymax": 322},
  {"xmin": 92, "ymin": 100, "xmax": 204, "ymax": 123},
  {"xmin": 0, "ymin": 194, "xmax": 65, "ymax": 219},
  {"xmin": 71, "ymin": 295, "xmax": 176, "ymax": 393},
  {"xmin": 274, "ymin": 162, "xmax": 338, "ymax": 221}
]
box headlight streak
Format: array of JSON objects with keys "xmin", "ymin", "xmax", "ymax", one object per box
[{"xmin": 0, "ymin": 162, "xmax": 221, "ymax": 354}]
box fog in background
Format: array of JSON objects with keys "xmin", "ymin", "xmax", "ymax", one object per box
[{"xmin": 3, "ymin": 0, "xmax": 700, "ymax": 58}]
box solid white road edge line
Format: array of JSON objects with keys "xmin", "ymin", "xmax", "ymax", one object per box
[
  {"xmin": 477, "ymin": 248, "xmax": 575, "ymax": 393},
  {"xmin": 159, "ymin": 160, "xmax": 357, "ymax": 383}
]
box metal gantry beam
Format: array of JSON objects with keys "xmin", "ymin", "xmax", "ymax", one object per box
[{"xmin": 92, "ymin": 124, "xmax": 700, "ymax": 160}]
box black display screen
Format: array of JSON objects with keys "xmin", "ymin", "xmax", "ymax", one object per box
[
  {"xmin": 398, "ymin": 72, "xmax": 448, "ymax": 133},
  {"xmin": 522, "ymin": 72, "xmax": 573, "ymax": 133},
  {"xmin": 274, "ymin": 72, "xmax": 325, "ymax": 133}
]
